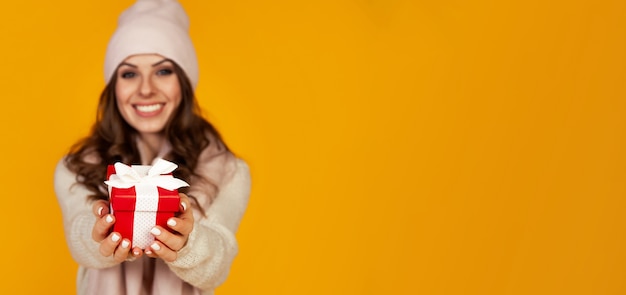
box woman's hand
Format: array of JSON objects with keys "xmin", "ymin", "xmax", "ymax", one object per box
[
  {"xmin": 144, "ymin": 193, "xmax": 194, "ymax": 262},
  {"xmin": 91, "ymin": 200, "xmax": 142, "ymax": 262}
]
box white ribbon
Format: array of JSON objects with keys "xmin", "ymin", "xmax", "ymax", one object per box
[{"xmin": 104, "ymin": 158, "xmax": 189, "ymax": 190}]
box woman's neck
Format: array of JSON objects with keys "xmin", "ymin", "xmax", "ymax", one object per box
[{"xmin": 137, "ymin": 133, "xmax": 166, "ymax": 165}]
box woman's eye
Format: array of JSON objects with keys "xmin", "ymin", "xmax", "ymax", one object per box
[
  {"xmin": 120, "ymin": 72, "xmax": 136, "ymax": 79},
  {"xmin": 157, "ymin": 68, "xmax": 173, "ymax": 76}
]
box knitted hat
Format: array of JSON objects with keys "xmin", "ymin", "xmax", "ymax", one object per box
[{"xmin": 104, "ymin": 0, "xmax": 199, "ymax": 88}]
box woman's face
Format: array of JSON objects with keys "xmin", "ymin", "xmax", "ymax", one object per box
[{"xmin": 115, "ymin": 54, "xmax": 182, "ymax": 136}]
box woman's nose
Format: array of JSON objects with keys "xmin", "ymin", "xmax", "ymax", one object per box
[{"xmin": 139, "ymin": 77, "xmax": 154, "ymax": 97}]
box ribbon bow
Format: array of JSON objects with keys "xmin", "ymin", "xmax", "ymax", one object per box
[{"xmin": 104, "ymin": 158, "xmax": 189, "ymax": 190}]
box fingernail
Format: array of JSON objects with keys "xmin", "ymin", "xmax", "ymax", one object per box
[
  {"xmin": 133, "ymin": 249, "xmax": 141, "ymax": 256},
  {"xmin": 105, "ymin": 215, "xmax": 113, "ymax": 223},
  {"xmin": 167, "ymin": 218, "xmax": 177, "ymax": 227},
  {"xmin": 181, "ymin": 202, "xmax": 187, "ymax": 211},
  {"xmin": 145, "ymin": 249, "xmax": 152, "ymax": 255},
  {"xmin": 150, "ymin": 227, "xmax": 161, "ymax": 236},
  {"xmin": 150, "ymin": 243, "xmax": 161, "ymax": 251},
  {"xmin": 111, "ymin": 233, "xmax": 120, "ymax": 242},
  {"xmin": 121, "ymin": 240, "xmax": 130, "ymax": 248},
  {"xmin": 98, "ymin": 207, "xmax": 103, "ymax": 216}
]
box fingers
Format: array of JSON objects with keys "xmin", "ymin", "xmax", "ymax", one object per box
[
  {"xmin": 92, "ymin": 200, "xmax": 110, "ymax": 217},
  {"xmin": 130, "ymin": 247, "xmax": 143, "ymax": 259},
  {"xmin": 99, "ymin": 233, "xmax": 144, "ymax": 262},
  {"xmin": 146, "ymin": 241, "xmax": 177, "ymax": 262},
  {"xmin": 99, "ymin": 232, "xmax": 121, "ymax": 257},
  {"xmin": 178, "ymin": 193, "xmax": 191, "ymax": 214},
  {"xmin": 91, "ymin": 206, "xmax": 115, "ymax": 242},
  {"xmin": 145, "ymin": 193, "xmax": 194, "ymax": 262},
  {"xmin": 144, "ymin": 246, "xmax": 158, "ymax": 258},
  {"xmin": 111, "ymin": 238, "xmax": 132, "ymax": 262},
  {"xmin": 175, "ymin": 193, "xmax": 194, "ymax": 235},
  {"xmin": 168, "ymin": 214, "xmax": 193, "ymax": 236},
  {"xmin": 163, "ymin": 194, "xmax": 194, "ymax": 245},
  {"xmin": 147, "ymin": 222, "xmax": 187, "ymax": 262},
  {"xmin": 150, "ymin": 225, "xmax": 186, "ymax": 251}
]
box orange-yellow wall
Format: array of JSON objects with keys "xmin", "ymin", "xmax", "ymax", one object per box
[{"xmin": 1, "ymin": 0, "xmax": 625, "ymax": 294}]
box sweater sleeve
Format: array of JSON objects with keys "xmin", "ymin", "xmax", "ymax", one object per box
[
  {"xmin": 53, "ymin": 158, "xmax": 119, "ymax": 269},
  {"xmin": 166, "ymin": 158, "xmax": 251, "ymax": 290}
]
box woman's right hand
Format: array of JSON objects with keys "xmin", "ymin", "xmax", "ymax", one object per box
[{"xmin": 91, "ymin": 200, "xmax": 142, "ymax": 262}]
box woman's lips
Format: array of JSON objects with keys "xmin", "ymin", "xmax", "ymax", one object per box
[{"xmin": 134, "ymin": 103, "xmax": 164, "ymax": 116}]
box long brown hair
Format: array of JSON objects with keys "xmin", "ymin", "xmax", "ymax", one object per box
[{"xmin": 65, "ymin": 61, "xmax": 227, "ymax": 203}]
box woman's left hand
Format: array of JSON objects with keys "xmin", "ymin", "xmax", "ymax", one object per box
[{"xmin": 144, "ymin": 193, "xmax": 194, "ymax": 262}]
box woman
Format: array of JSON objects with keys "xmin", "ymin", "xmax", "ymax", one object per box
[{"xmin": 53, "ymin": 1, "xmax": 251, "ymax": 294}]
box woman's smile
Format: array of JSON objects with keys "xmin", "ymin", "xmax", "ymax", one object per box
[{"xmin": 134, "ymin": 103, "xmax": 165, "ymax": 116}]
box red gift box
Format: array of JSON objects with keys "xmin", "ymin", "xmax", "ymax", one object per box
[{"xmin": 105, "ymin": 160, "xmax": 188, "ymax": 249}]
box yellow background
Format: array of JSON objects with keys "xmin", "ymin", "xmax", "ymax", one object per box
[{"xmin": 0, "ymin": 0, "xmax": 624, "ymax": 294}]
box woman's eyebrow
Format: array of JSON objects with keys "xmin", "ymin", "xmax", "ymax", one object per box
[
  {"xmin": 119, "ymin": 62, "xmax": 137, "ymax": 68},
  {"xmin": 152, "ymin": 59, "xmax": 173, "ymax": 67}
]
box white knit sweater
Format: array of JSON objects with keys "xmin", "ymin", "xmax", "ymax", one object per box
[{"xmin": 54, "ymin": 142, "xmax": 251, "ymax": 295}]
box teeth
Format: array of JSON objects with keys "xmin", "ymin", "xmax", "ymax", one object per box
[{"xmin": 136, "ymin": 104, "xmax": 162, "ymax": 112}]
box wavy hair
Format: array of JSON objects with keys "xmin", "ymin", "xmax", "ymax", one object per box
[{"xmin": 65, "ymin": 61, "xmax": 227, "ymax": 205}]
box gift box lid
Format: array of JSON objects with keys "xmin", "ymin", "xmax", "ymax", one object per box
[{"xmin": 107, "ymin": 164, "xmax": 181, "ymax": 213}]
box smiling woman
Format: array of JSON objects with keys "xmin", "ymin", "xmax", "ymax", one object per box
[
  {"xmin": 52, "ymin": 1, "xmax": 251, "ymax": 294},
  {"xmin": 115, "ymin": 55, "xmax": 183, "ymax": 138}
]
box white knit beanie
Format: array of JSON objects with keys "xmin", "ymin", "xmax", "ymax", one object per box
[{"xmin": 104, "ymin": 0, "xmax": 199, "ymax": 89}]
